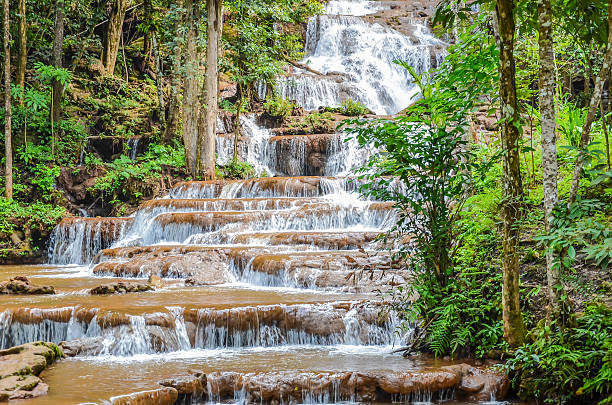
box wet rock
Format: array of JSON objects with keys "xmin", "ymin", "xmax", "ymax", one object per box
[
  {"xmin": 89, "ymin": 281, "xmax": 154, "ymax": 295},
  {"xmin": 0, "ymin": 342, "xmax": 62, "ymax": 401},
  {"xmin": 0, "ymin": 276, "xmax": 55, "ymax": 295},
  {"xmin": 201, "ymin": 365, "xmax": 509, "ymax": 403},
  {"xmin": 60, "ymin": 337, "xmax": 105, "ymax": 357},
  {"xmin": 110, "ymin": 387, "xmax": 178, "ymax": 405},
  {"xmin": 159, "ymin": 374, "xmax": 204, "ymax": 397}
]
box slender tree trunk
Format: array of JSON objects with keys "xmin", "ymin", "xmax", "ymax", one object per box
[
  {"xmin": 163, "ymin": 0, "xmax": 184, "ymax": 144},
  {"xmin": 101, "ymin": 0, "xmax": 127, "ymax": 75},
  {"xmin": 182, "ymin": 0, "xmax": 199, "ymax": 174},
  {"xmin": 538, "ymin": 0, "xmax": 566, "ymax": 316},
  {"xmin": 496, "ymin": 0, "xmax": 526, "ymax": 348},
  {"xmin": 16, "ymin": 0, "xmax": 26, "ymax": 91},
  {"xmin": 140, "ymin": 0, "xmax": 153, "ymax": 73},
  {"xmin": 197, "ymin": 0, "xmax": 221, "ymax": 179},
  {"xmin": 568, "ymin": 0, "xmax": 612, "ymax": 205},
  {"xmin": 152, "ymin": 34, "xmax": 165, "ymax": 131},
  {"xmin": 51, "ymin": 0, "xmax": 65, "ymax": 124},
  {"xmin": 3, "ymin": 0, "xmax": 12, "ymax": 200}
]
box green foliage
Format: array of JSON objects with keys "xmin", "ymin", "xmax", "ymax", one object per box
[
  {"xmin": 217, "ymin": 160, "xmax": 256, "ymax": 180},
  {"xmin": 506, "ymin": 302, "xmax": 612, "ymax": 404},
  {"xmin": 92, "ymin": 144, "xmax": 185, "ymax": 204},
  {"xmin": 536, "ymin": 198, "xmax": 612, "ymax": 271},
  {"xmin": 0, "ymin": 198, "xmax": 66, "ymax": 239},
  {"xmin": 338, "ymin": 98, "xmax": 369, "ymax": 116},
  {"xmin": 263, "ymin": 96, "xmax": 295, "ymax": 120},
  {"xmin": 558, "ymin": 99, "xmax": 587, "ymax": 148},
  {"xmin": 222, "ymin": 0, "xmax": 322, "ymax": 105}
]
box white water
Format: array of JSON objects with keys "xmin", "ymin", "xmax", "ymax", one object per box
[{"xmin": 262, "ymin": 5, "xmax": 444, "ymax": 115}]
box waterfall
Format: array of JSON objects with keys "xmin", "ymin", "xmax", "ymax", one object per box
[{"xmin": 273, "ymin": 13, "xmax": 444, "ymax": 115}]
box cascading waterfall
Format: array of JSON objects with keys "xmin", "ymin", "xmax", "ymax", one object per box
[{"xmin": 12, "ymin": 3, "xmax": 497, "ymax": 404}]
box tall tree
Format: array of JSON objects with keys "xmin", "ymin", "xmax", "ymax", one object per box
[
  {"xmin": 568, "ymin": 0, "xmax": 612, "ymax": 204},
  {"xmin": 3, "ymin": 0, "xmax": 12, "ymax": 200},
  {"xmin": 538, "ymin": 0, "xmax": 566, "ymax": 314},
  {"xmin": 197, "ymin": 0, "xmax": 222, "ymax": 179},
  {"xmin": 163, "ymin": 0, "xmax": 184, "ymax": 144},
  {"xmin": 51, "ymin": 0, "xmax": 65, "ymax": 124},
  {"xmin": 496, "ymin": 0, "xmax": 526, "ymax": 348},
  {"xmin": 182, "ymin": 0, "xmax": 199, "ymax": 174},
  {"xmin": 16, "ymin": 0, "xmax": 26, "ymax": 91},
  {"xmin": 101, "ymin": 0, "xmax": 128, "ymax": 74}
]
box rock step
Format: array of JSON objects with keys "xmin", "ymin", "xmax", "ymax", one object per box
[
  {"xmin": 228, "ymin": 230, "xmax": 382, "ymax": 249},
  {"xmin": 169, "ymin": 176, "xmax": 362, "ymax": 199},
  {"xmin": 92, "ymin": 246, "xmax": 403, "ymax": 290},
  {"xmin": 14, "ymin": 348, "xmax": 510, "ymax": 404},
  {"xmin": 138, "ymin": 197, "xmax": 321, "ymax": 212},
  {"xmin": 1, "ymin": 302, "xmax": 395, "ymax": 355}
]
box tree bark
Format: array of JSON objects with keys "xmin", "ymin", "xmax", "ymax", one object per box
[
  {"xmin": 182, "ymin": 0, "xmax": 199, "ymax": 174},
  {"xmin": 163, "ymin": 0, "xmax": 184, "ymax": 145},
  {"xmin": 496, "ymin": 0, "xmax": 526, "ymax": 348},
  {"xmin": 3, "ymin": 0, "xmax": 12, "ymax": 200},
  {"xmin": 568, "ymin": 0, "xmax": 612, "ymax": 205},
  {"xmin": 101, "ymin": 0, "xmax": 127, "ymax": 75},
  {"xmin": 140, "ymin": 0, "xmax": 153, "ymax": 73},
  {"xmin": 197, "ymin": 0, "xmax": 221, "ymax": 179},
  {"xmin": 16, "ymin": 0, "xmax": 26, "ymax": 91},
  {"xmin": 51, "ymin": 0, "xmax": 65, "ymax": 124},
  {"xmin": 152, "ymin": 34, "xmax": 165, "ymax": 131},
  {"xmin": 538, "ymin": 0, "xmax": 565, "ymax": 315}
]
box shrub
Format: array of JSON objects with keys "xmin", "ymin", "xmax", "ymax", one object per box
[
  {"xmin": 263, "ymin": 96, "xmax": 295, "ymax": 120},
  {"xmin": 218, "ymin": 160, "xmax": 255, "ymax": 179},
  {"xmin": 506, "ymin": 302, "xmax": 612, "ymax": 404},
  {"xmin": 339, "ymin": 98, "xmax": 369, "ymax": 116}
]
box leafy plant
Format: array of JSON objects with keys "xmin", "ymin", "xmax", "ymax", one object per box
[
  {"xmin": 536, "ymin": 198, "xmax": 612, "ymax": 271},
  {"xmin": 506, "ymin": 302, "xmax": 612, "ymax": 404},
  {"xmin": 263, "ymin": 95, "xmax": 295, "ymax": 120},
  {"xmin": 339, "ymin": 98, "xmax": 369, "ymax": 116}
]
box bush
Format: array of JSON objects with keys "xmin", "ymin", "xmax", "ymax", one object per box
[
  {"xmin": 218, "ymin": 160, "xmax": 255, "ymax": 179},
  {"xmin": 0, "ymin": 198, "xmax": 66, "ymax": 253},
  {"xmin": 263, "ymin": 96, "xmax": 295, "ymax": 120},
  {"xmin": 91, "ymin": 143, "xmax": 185, "ymax": 205},
  {"xmin": 506, "ymin": 302, "xmax": 612, "ymax": 404},
  {"xmin": 339, "ymin": 98, "xmax": 369, "ymax": 116}
]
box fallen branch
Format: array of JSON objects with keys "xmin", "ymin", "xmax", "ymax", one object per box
[{"xmin": 285, "ymin": 58, "xmax": 325, "ymax": 76}]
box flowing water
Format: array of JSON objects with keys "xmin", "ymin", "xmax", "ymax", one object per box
[{"xmin": 1, "ymin": 2, "xmax": 514, "ymax": 404}]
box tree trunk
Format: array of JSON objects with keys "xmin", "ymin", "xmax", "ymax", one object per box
[
  {"xmin": 538, "ymin": 0, "xmax": 565, "ymax": 316},
  {"xmin": 496, "ymin": 0, "xmax": 526, "ymax": 348},
  {"xmin": 568, "ymin": 0, "xmax": 612, "ymax": 205},
  {"xmin": 182, "ymin": 0, "xmax": 199, "ymax": 174},
  {"xmin": 101, "ymin": 0, "xmax": 127, "ymax": 75},
  {"xmin": 3, "ymin": 0, "xmax": 12, "ymax": 200},
  {"xmin": 16, "ymin": 0, "xmax": 26, "ymax": 91},
  {"xmin": 140, "ymin": 0, "xmax": 153, "ymax": 73},
  {"xmin": 152, "ymin": 34, "xmax": 165, "ymax": 131},
  {"xmin": 197, "ymin": 0, "xmax": 221, "ymax": 179},
  {"xmin": 163, "ymin": 0, "xmax": 184, "ymax": 145},
  {"xmin": 51, "ymin": 0, "xmax": 65, "ymax": 124}
]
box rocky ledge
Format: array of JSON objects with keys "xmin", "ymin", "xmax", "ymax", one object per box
[
  {"xmin": 0, "ymin": 276, "xmax": 55, "ymax": 295},
  {"xmin": 106, "ymin": 364, "xmax": 508, "ymax": 405},
  {"xmin": 89, "ymin": 281, "xmax": 154, "ymax": 295},
  {"xmin": 0, "ymin": 342, "xmax": 63, "ymax": 401}
]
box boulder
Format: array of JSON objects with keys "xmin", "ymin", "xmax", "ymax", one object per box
[
  {"xmin": 0, "ymin": 276, "xmax": 55, "ymax": 295},
  {"xmin": 110, "ymin": 387, "xmax": 178, "ymax": 405},
  {"xmin": 89, "ymin": 281, "xmax": 154, "ymax": 295},
  {"xmin": 0, "ymin": 342, "xmax": 62, "ymax": 401}
]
